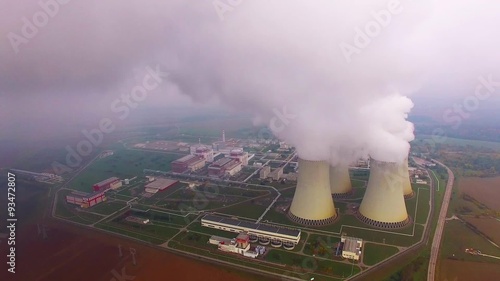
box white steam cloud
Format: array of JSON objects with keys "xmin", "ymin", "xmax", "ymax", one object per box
[
  {"xmin": 160, "ymin": 0, "xmax": 427, "ymax": 164},
  {"xmin": 3, "ymin": 0, "xmax": 499, "ymax": 165}
]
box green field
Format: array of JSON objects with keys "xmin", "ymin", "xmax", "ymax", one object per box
[
  {"xmin": 69, "ymin": 149, "xmax": 181, "ymax": 191},
  {"xmin": 303, "ymin": 234, "xmax": 341, "ymax": 256},
  {"xmin": 90, "ymin": 200, "xmax": 127, "ymax": 215},
  {"xmin": 415, "ymin": 135, "xmax": 500, "ymax": 151},
  {"xmin": 363, "ymin": 243, "xmax": 400, "ymax": 266},
  {"xmin": 440, "ymin": 217, "xmax": 500, "ymax": 263},
  {"xmin": 265, "ymin": 249, "xmax": 361, "ymax": 278}
]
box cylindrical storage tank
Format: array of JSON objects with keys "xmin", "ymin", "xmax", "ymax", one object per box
[
  {"xmin": 358, "ymin": 159, "xmax": 410, "ymax": 229},
  {"xmin": 401, "ymin": 158, "xmax": 414, "ymax": 199},
  {"xmin": 330, "ymin": 165, "xmax": 353, "ymax": 198},
  {"xmin": 288, "ymin": 159, "xmax": 337, "ymax": 226}
]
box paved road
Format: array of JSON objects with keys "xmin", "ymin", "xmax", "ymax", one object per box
[{"xmin": 427, "ymin": 160, "xmax": 454, "ymax": 281}]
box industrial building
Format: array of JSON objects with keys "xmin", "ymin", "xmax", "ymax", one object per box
[
  {"xmin": 92, "ymin": 177, "xmax": 122, "ymax": 192},
  {"xmin": 340, "ymin": 236, "xmax": 363, "ymax": 261},
  {"xmin": 66, "ymin": 190, "xmax": 106, "ymax": 208},
  {"xmin": 229, "ymin": 149, "xmax": 249, "ymax": 165},
  {"xmin": 208, "ymin": 233, "xmax": 259, "ymax": 258},
  {"xmin": 358, "ymin": 159, "xmax": 410, "ymax": 229},
  {"xmin": 191, "ymin": 145, "xmax": 214, "ymax": 162},
  {"xmin": 201, "ymin": 214, "xmax": 300, "ymax": 250},
  {"xmin": 10, "ymin": 169, "xmax": 64, "ymax": 184},
  {"xmin": 207, "ymin": 158, "xmax": 242, "ymax": 177},
  {"xmin": 171, "ymin": 155, "xmax": 206, "ymax": 173},
  {"xmin": 329, "ymin": 165, "xmax": 353, "ymax": 198},
  {"xmin": 144, "ymin": 178, "xmax": 178, "ymax": 193},
  {"xmin": 288, "ymin": 159, "xmax": 337, "ymax": 226},
  {"xmin": 269, "ymin": 167, "xmax": 284, "ymax": 181},
  {"xmin": 259, "ymin": 166, "xmax": 271, "ymax": 179}
]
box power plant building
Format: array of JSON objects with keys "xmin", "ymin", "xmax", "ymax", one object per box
[
  {"xmin": 269, "ymin": 167, "xmax": 284, "ymax": 181},
  {"xmin": 92, "ymin": 177, "xmax": 122, "ymax": 192},
  {"xmin": 144, "ymin": 178, "xmax": 179, "ymax": 193},
  {"xmin": 171, "ymin": 155, "xmax": 206, "ymax": 173},
  {"xmin": 340, "ymin": 236, "xmax": 363, "ymax": 261},
  {"xmin": 191, "ymin": 145, "xmax": 214, "ymax": 162},
  {"xmin": 259, "ymin": 166, "xmax": 271, "ymax": 179},
  {"xmin": 66, "ymin": 190, "xmax": 106, "ymax": 208},
  {"xmin": 288, "ymin": 159, "xmax": 337, "ymax": 226},
  {"xmin": 358, "ymin": 159, "xmax": 410, "ymax": 228},
  {"xmin": 229, "ymin": 149, "xmax": 249, "ymax": 165},
  {"xmin": 201, "ymin": 214, "xmax": 300, "ymax": 250},
  {"xmin": 208, "ymin": 158, "xmax": 242, "ymax": 177},
  {"xmin": 329, "ymin": 165, "xmax": 353, "ymax": 198}
]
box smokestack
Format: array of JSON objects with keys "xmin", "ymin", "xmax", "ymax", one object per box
[
  {"xmin": 358, "ymin": 159, "xmax": 410, "ymax": 229},
  {"xmin": 330, "ymin": 165, "xmax": 352, "ymax": 198},
  {"xmin": 288, "ymin": 158, "xmax": 337, "ymax": 226},
  {"xmin": 222, "ymin": 130, "xmax": 226, "ymax": 142},
  {"xmin": 401, "ymin": 158, "xmax": 414, "ymax": 199}
]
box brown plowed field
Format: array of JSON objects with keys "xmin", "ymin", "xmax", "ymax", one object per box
[
  {"xmin": 439, "ymin": 259, "xmax": 500, "ymax": 281},
  {"xmin": 463, "ymin": 217, "xmax": 500, "ymax": 245},
  {"xmin": 458, "ymin": 176, "xmax": 500, "ymax": 210},
  {"xmin": 0, "ymin": 223, "xmax": 269, "ymax": 281}
]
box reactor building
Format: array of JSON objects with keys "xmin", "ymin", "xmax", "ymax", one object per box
[
  {"xmin": 329, "ymin": 165, "xmax": 353, "ymax": 198},
  {"xmin": 357, "ymin": 158, "xmax": 410, "ymax": 229},
  {"xmin": 288, "ymin": 159, "xmax": 337, "ymax": 226}
]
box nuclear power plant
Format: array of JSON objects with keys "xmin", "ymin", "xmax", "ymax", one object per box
[
  {"xmin": 401, "ymin": 158, "xmax": 415, "ymax": 199},
  {"xmin": 288, "ymin": 159, "xmax": 337, "ymax": 226},
  {"xmin": 357, "ymin": 159, "xmax": 410, "ymax": 229},
  {"xmin": 329, "ymin": 165, "xmax": 353, "ymax": 198}
]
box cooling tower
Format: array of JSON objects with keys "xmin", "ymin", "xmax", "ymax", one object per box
[
  {"xmin": 358, "ymin": 159, "xmax": 410, "ymax": 229},
  {"xmin": 329, "ymin": 165, "xmax": 353, "ymax": 198},
  {"xmin": 401, "ymin": 158, "xmax": 414, "ymax": 199},
  {"xmin": 288, "ymin": 159, "xmax": 337, "ymax": 226}
]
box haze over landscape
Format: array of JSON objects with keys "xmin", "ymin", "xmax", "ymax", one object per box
[
  {"xmin": 1, "ymin": 1, "xmax": 500, "ymax": 281},
  {"xmin": 2, "ymin": 0, "xmax": 500, "ymax": 160}
]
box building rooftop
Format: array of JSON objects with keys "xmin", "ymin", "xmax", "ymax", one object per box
[
  {"xmin": 341, "ymin": 236, "xmax": 363, "ymax": 253},
  {"xmin": 145, "ymin": 178, "xmax": 178, "ymax": 189},
  {"xmin": 94, "ymin": 177, "xmax": 120, "ymax": 187},
  {"xmin": 202, "ymin": 214, "xmax": 300, "ymax": 238}
]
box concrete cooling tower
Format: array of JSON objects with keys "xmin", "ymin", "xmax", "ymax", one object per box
[
  {"xmin": 288, "ymin": 159, "xmax": 337, "ymax": 226},
  {"xmin": 329, "ymin": 165, "xmax": 353, "ymax": 198},
  {"xmin": 401, "ymin": 158, "xmax": 414, "ymax": 199},
  {"xmin": 358, "ymin": 159, "xmax": 410, "ymax": 229}
]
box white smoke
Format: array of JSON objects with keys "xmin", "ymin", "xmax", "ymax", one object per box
[
  {"xmin": 4, "ymin": 0, "xmax": 499, "ymax": 164},
  {"xmin": 159, "ymin": 0, "xmax": 427, "ymax": 164}
]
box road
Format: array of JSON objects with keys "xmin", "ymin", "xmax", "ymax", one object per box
[{"xmin": 427, "ymin": 159, "xmax": 454, "ymax": 281}]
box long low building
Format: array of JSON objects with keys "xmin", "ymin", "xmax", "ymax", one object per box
[
  {"xmin": 144, "ymin": 178, "xmax": 179, "ymax": 193},
  {"xmin": 201, "ymin": 214, "xmax": 301, "ymax": 250},
  {"xmin": 66, "ymin": 190, "xmax": 106, "ymax": 208}
]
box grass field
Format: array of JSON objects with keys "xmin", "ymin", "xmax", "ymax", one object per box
[
  {"xmin": 216, "ymin": 202, "xmax": 269, "ymax": 219},
  {"xmin": 68, "ymin": 148, "xmax": 181, "ymax": 191},
  {"xmin": 415, "ymin": 135, "xmax": 500, "ymax": 151},
  {"xmin": 90, "ymin": 200, "xmax": 127, "ymax": 215},
  {"xmin": 303, "ymin": 234, "xmax": 341, "ymax": 257},
  {"xmin": 457, "ymin": 176, "xmax": 500, "ymax": 210},
  {"xmin": 440, "ymin": 220, "xmax": 500, "ymax": 263},
  {"xmin": 265, "ymin": 249, "xmax": 361, "ymax": 278},
  {"xmin": 363, "ymin": 243, "xmax": 400, "ymax": 266}
]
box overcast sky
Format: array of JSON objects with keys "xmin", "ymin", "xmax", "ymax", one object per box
[{"xmin": 1, "ymin": 0, "xmax": 499, "ymax": 160}]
